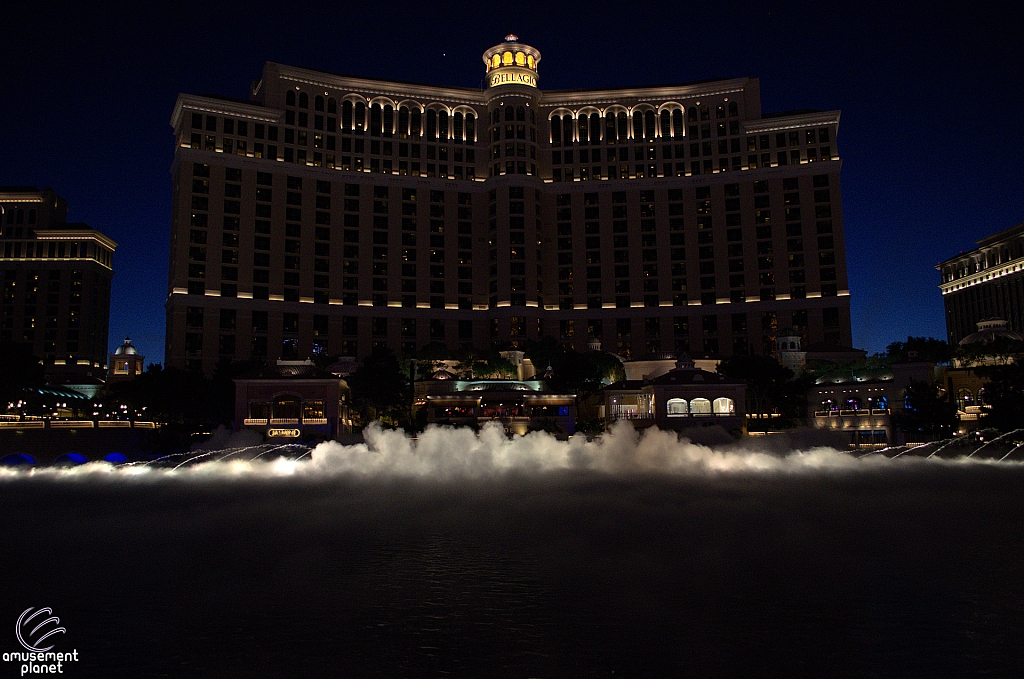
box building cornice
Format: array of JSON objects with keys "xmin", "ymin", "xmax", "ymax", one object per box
[
  {"xmin": 539, "ymin": 78, "xmax": 752, "ymax": 108},
  {"xmin": 939, "ymin": 256, "xmax": 1024, "ymax": 295},
  {"xmin": 0, "ymin": 193, "xmax": 45, "ymax": 203},
  {"xmin": 34, "ymin": 229, "xmax": 118, "ymax": 249},
  {"xmin": 743, "ymin": 111, "xmax": 841, "ymax": 133},
  {"xmin": 170, "ymin": 94, "xmax": 282, "ymax": 129},
  {"xmin": 268, "ymin": 63, "xmax": 489, "ymax": 106}
]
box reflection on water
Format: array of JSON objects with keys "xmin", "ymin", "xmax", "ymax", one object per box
[{"xmin": 2, "ymin": 423, "xmax": 1023, "ymax": 677}]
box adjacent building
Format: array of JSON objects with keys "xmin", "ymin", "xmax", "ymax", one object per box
[
  {"xmin": 602, "ymin": 356, "xmax": 746, "ymax": 433},
  {"xmin": 234, "ymin": 359, "xmax": 352, "ymax": 440},
  {"xmin": 938, "ymin": 221, "xmax": 1024, "ymax": 345},
  {"xmin": 166, "ymin": 36, "xmax": 851, "ymax": 374},
  {"xmin": 417, "ymin": 370, "xmax": 577, "ymax": 436},
  {"xmin": 107, "ymin": 337, "xmax": 146, "ymax": 384},
  {"xmin": 0, "ymin": 187, "xmax": 116, "ymax": 382}
]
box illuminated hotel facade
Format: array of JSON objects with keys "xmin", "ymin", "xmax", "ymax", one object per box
[
  {"xmin": 937, "ymin": 221, "xmax": 1024, "ymax": 345},
  {"xmin": 166, "ymin": 36, "xmax": 851, "ymax": 372},
  {"xmin": 0, "ymin": 187, "xmax": 117, "ymax": 380}
]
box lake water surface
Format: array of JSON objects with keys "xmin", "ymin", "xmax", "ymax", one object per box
[{"xmin": 3, "ymin": 424, "xmax": 1022, "ymax": 678}]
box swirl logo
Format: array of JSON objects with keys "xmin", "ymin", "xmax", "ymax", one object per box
[{"xmin": 16, "ymin": 608, "xmax": 66, "ymax": 652}]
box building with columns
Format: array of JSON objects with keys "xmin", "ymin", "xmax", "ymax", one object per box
[
  {"xmin": 937, "ymin": 221, "xmax": 1024, "ymax": 345},
  {"xmin": 165, "ymin": 36, "xmax": 851, "ymax": 373}
]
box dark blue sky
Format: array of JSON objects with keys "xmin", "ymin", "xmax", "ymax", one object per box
[{"xmin": 2, "ymin": 1, "xmax": 1021, "ymax": 365}]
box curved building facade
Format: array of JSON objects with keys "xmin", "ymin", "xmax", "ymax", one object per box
[{"xmin": 166, "ymin": 36, "xmax": 851, "ymax": 372}]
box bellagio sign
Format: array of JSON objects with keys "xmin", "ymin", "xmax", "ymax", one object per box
[{"xmin": 488, "ymin": 68, "xmax": 537, "ymax": 88}]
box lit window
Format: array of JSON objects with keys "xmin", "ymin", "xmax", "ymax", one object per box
[
  {"xmin": 690, "ymin": 398, "xmax": 712, "ymax": 416},
  {"xmin": 666, "ymin": 398, "xmax": 688, "ymax": 416}
]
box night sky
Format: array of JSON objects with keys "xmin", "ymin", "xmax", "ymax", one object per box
[{"xmin": 2, "ymin": 2, "xmax": 1021, "ymax": 366}]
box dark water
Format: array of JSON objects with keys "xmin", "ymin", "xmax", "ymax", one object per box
[{"xmin": 3, "ymin": 462, "xmax": 1023, "ymax": 678}]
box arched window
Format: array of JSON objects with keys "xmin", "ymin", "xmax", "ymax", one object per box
[
  {"xmin": 844, "ymin": 396, "xmax": 862, "ymax": 410},
  {"xmin": 687, "ymin": 106, "xmax": 697, "ymax": 122},
  {"xmin": 369, "ymin": 104, "xmax": 382, "ymax": 136},
  {"xmin": 728, "ymin": 102, "xmax": 738, "ymax": 116},
  {"xmin": 286, "ymin": 90, "xmax": 296, "ymax": 106},
  {"xmin": 616, "ymin": 112, "xmax": 627, "ymax": 141},
  {"xmin": 453, "ymin": 112, "xmax": 463, "ymax": 142},
  {"xmin": 314, "ymin": 95, "xmax": 325, "ymax": 111},
  {"xmin": 666, "ymin": 398, "xmax": 688, "ymax": 416},
  {"xmin": 398, "ymin": 107, "xmax": 409, "ymax": 138},
  {"xmin": 955, "ymin": 388, "xmax": 974, "ymax": 411},
  {"xmin": 660, "ymin": 110, "xmax": 671, "ymax": 138},
  {"xmin": 632, "ymin": 110, "xmax": 643, "ymax": 140},
  {"xmin": 516, "ymin": 105, "xmax": 525, "ymax": 122},
  {"xmin": 551, "ymin": 116, "xmax": 562, "ymax": 145},
  {"xmin": 341, "ymin": 100, "xmax": 353, "ymax": 130},
  {"xmin": 438, "ymin": 110, "xmax": 449, "ymax": 139},
  {"xmin": 298, "ymin": 92, "xmax": 309, "ymax": 109},
  {"xmin": 875, "ymin": 396, "xmax": 888, "ymax": 410},
  {"xmin": 327, "ymin": 98, "xmax": 337, "ymax": 114},
  {"xmin": 505, "ymin": 106, "xmax": 515, "ymax": 122},
  {"xmin": 382, "ymin": 105, "xmax": 394, "ymax": 137},
  {"xmin": 673, "ymin": 109, "xmax": 684, "ymax": 136},
  {"xmin": 426, "ymin": 109, "xmax": 437, "ymax": 140},
  {"xmin": 562, "ymin": 115, "xmax": 573, "ymax": 145},
  {"xmin": 410, "ymin": 109, "xmax": 422, "ymax": 138},
  {"xmin": 716, "ymin": 104, "xmax": 726, "ymax": 118},
  {"xmin": 605, "ymin": 114, "xmax": 616, "ymax": 143},
  {"xmin": 465, "ymin": 114, "xmax": 475, "ymax": 143},
  {"xmin": 644, "ymin": 110, "xmax": 656, "ymax": 140},
  {"xmin": 589, "ymin": 113, "xmax": 601, "ymax": 143},
  {"xmin": 690, "ymin": 398, "xmax": 712, "ymax": 416},
  {"xmin": 272, "ymin": 396, "xmax": 301, "ymax": 420},
  {"xmin": 354, "ymin": 102, "xmax": 365, "ymax": 132},
  {"xmin": 578, "ymin": 117, "xmax": 589, "ymax": 144},
  {"xmin": 713, "ymin": 397, "xmax": 734, "ymax": 415}
]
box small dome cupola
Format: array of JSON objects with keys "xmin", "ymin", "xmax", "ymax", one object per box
[
  {"xmin": 482, "ymin": 35, "xmax": 541, "ymax": 89},
  {"xmin": 114, "ymin": 337, "xmax": 138, "ymax": 355}
]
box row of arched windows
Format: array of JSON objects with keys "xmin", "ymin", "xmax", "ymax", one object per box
[
  {"xmin": 338, "ymin": 101, "xmax": 476, "ymax": 142},
  {"xmin": 285, "ymin": 90, "xmax": 339, "ymax": 114},
  {"xmin": 665, "ymin": 397, "xmax": 734, "ymax": 416},
  {"xmin": 551, "ymin": 109, "xmax": 683, "ymax": 144},
  {"xmin": 549, "ymin": 102, "xmax": 739, "ymax": 144}
]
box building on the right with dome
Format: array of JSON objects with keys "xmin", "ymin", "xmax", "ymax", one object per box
[{"xmin": 937, "ymin": 221, "xmax": 1024, "ymax": 345}]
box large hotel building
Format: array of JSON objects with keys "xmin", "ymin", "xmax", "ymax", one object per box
[
  {"xmin": 1, "ymin": 187, "xmax": 116, "ymax": 381},
  {"xmin": 938, "ymin": 221, "xmax": 1024, "ymax": 345},
  {"xmin": 166, "ymin": 36, "xmax": 850, "ymax": 372}
]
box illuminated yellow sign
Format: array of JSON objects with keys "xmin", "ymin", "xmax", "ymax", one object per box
[
  {"xmin": 488, "ymin": 68, "xmax": 537, "ymax": 88},
  {"xmin": 267, "ymin": 428, "xmax": 301, "ymax": 438}
]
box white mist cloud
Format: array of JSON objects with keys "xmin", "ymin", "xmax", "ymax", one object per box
[{"xmin": 0, "ymin": 421, "xmax": 1010, "ymax": 484}]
